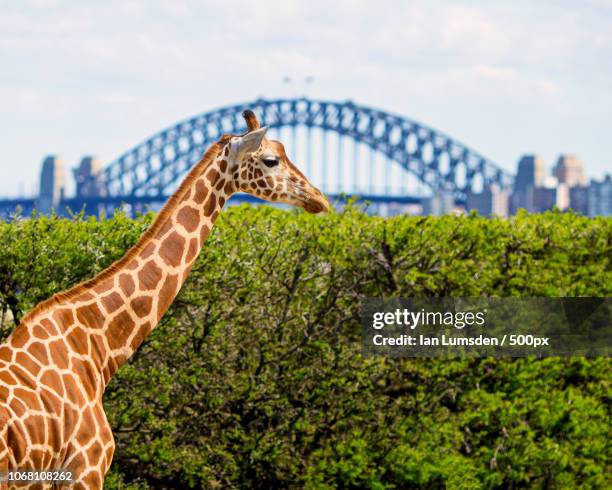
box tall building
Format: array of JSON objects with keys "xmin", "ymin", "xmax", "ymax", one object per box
[
  {"xmin": 38, "ymin": 155, "xmax": 66, "ymax": 214},
  {"xmin": 511, "ymin": 154, "xmax": 546, "ymax": 212},
  {"xmin": 553, "ymin": 154, "xmax": 587, "ymax": 188},
  {"xmin": 569, "ymin": 185, "xmax": 589, "ymax": 215},
  {"xmin": 422, "ymin": 191, "xmax": 455, "ymax": 215},
  {"xmin": 532, "ymin": 186, "xmax": 557, "ymax": 213},
  {"xmin": 74, "ymin": 156, "xmax": 104, "ymax": 197},
  {"xmin": 588, "ymin": 174, "xmax": 612, "ymax": 216},
  {"xmin": 466, "ymin": 184, "xmax": 509, "ymax": 216},
  {"xmin": 515, "ymin": 154, "xmax": 546, "ymax": 189},
  {"xmin": 555, "ymin": 183, "xmax": 570, "ymax": 210}
]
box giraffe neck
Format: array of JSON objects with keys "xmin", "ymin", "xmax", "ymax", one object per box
[
  {"xmin": 98, "ymin": 143, "xmax": 236, "ymax": 379},
  {"xmin": 21, "ymin": 140, "xmax": 235, "ymax": 387}
]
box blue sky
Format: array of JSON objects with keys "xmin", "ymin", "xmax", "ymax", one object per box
[{"xmin": 0, "ymin": 0, "xmax": 611, "ymax": 197}]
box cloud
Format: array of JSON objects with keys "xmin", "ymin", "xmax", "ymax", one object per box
[
  {"xmin": 0, "ymin": 0, "xmax": 610, "ymax": 196},
  {"xmin": 98, "ymin": 93, "xmax": 134, "ymax": 104}
]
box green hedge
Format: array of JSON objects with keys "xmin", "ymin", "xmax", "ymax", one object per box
[{"xmin": 1, "ymin": 207, "xmax": 610, "ymax": 489}]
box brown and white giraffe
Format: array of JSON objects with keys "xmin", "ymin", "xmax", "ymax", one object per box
[{"xmin": 0, "ymin": 110, "xmax": 329, "ymax": 489}]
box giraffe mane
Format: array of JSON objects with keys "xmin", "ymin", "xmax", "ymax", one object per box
[{"xmin": 19, "ymin": 136, "xmax": 231, "ymax": 326}]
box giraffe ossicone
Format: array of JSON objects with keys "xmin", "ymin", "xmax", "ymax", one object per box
[{"xmin": 0, "ymin": 110, "xmax": 329, "ymax": 489}]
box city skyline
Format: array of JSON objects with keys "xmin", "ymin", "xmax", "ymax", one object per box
[{"xmin": 1, "ymin": 0, "xmax": 611, "ymax": 197}]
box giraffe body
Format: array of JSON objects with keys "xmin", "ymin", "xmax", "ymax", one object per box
[{"xmin": 0, "ymin": 111, "xmax": 328, "ymax": 488}]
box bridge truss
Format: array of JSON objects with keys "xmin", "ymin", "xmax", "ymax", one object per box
[{"xmin": 1, "ymin": 97, "xmax": 513, "ymax": 218}]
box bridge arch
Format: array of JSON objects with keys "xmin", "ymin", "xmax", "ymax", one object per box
[{"xmin": 100, "ymin": 98, "xmax": 513, "ymax": 202}]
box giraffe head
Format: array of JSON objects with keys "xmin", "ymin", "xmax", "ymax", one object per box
[{"xmin": 226, "ymin": 110, "xmax": 330, "ymax": 213}]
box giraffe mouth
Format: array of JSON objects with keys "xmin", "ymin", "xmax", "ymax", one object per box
[
  {"xmin": 287, "ymin": 182, "xmax": 329, "ymax": 214},
  {"xmin": 303, "ymin": 200, "xmax": 326, "ymax": 213},
  {"xmin": 301, "ymin": 193, "xmax": 330, "ymax": 214}
]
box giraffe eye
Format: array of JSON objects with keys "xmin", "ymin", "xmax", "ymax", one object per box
[{"xmin": 263, "ymin": 157, "xmax": 279, "ymax": 168}]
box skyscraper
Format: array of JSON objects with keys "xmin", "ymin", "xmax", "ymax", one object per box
[
  {"xmin": 466, "ymin": 184, "xmax": 509, "ymax": 216},
  {"xmin": 553, "ymin": 155, "xmax": 587, "ymax": 188},
  {"xmin": 588, "ymin": 174, "xmax": 612, "ymax": 216},
  {"xmin": 569, "ymin": 185, "xmax": 590, "ymax": 215},
  {"xmin": 511, "ymin": 155, "xmax": 546, "ymax": 212},
  {"xmin": 74, "ymin": 156, "xmax": 104, "ymax": 197},
  {"xmin": 38, "ymin": 155, "xmax": 66, "ymax": 214}
]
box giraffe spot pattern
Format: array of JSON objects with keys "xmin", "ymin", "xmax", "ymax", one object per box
[
  {"xmin": 32, "ymin": 324, "xmax": 49, "ymax": 340},
  {"xmin": 15, "ymin": 351, "xmax": 40, "ymax": 378},
  {"xmin": 186, "ymin": 237, "xmax": 198, "ymax": 263},
  {"xmin": 204, "ymin": 193, "xmax": 216, "ymax": 216},
  {"xmin": 206, "ymin": 168, "xmax": 219, "ymax": 185},
  {"xmin": 138, "ymin": 260, "xmax": 163, "ymax": 291},
  {"xmin": 28, "ymin": 341, "xmax": 49, "ymax": 365},
  {"xmin": 119, "ymin": 274, "xmax": 136, "ymax": 297},
  {"xmin": 176, "ymin": 206, "xmax": 200, "ymax": 233},
  {"xmin": 69, "ymin": 327, "xmax": 89, "ymax": 356},
  {"xmin": 107, "ymin": 311, "xmax": 136, "ymax": 351},
  {"xmin": 159, "ymin": 231, "xmax": 186, "ymax": 267},
  {"xmin": 53, "ymin": 308, "xmax": 74, "ymax": 326},
  {"xmin": 194, "ymin": 180, "xmax": 208, "ymax": 204},
  {"xmin": 76, "ymin": 303, "xmax": 105, "ymax": 329},
  {"xmin": 101, "ymin": 291, "xmax": 123, "ymax": 314},
  {"xmin": 157, "ymin": 275, "xmax": 179, "ymax": 321},
  {"xmin": 49, "ymin": 339, "xmax": 70, "ymax": 369},
  {"xmin": 140, "ymin": 242, "xmax": 156, "ymax": 259},
  {"xmin": 130, "ymin": 321, "xmax": 153, "ymax": 351},
  {"xmin": 130, "ymin": 296, "xmax": 152, "ymax": 318},
  {"xmin": 200, "ymin": 224, "xmax": 211, "ymax": 244}
]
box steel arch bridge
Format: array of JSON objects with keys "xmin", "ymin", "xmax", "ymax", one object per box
[
  {"xmin": 0, "ymin": 97, "xmax": 515, "ymax": 219},
  {"xmin": 97, "ymin": 97, "xmax": 512, "ymax": 206}
]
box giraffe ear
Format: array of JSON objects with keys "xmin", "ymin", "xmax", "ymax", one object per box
[{"xmin": 236, "ymin": 126, "xmax": 268, "ymax": 155}]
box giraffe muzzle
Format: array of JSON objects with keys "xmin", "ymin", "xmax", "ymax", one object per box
[{"xmin": 302, "ymin": 190, "xmax": 330, "ymax": 214}]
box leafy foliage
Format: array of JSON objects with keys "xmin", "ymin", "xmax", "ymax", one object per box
[{"xmin": 0, "ymin": 207, "xmax": 610, "ymax": 489}]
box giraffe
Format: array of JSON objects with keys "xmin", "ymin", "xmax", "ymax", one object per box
[{"xmin": 0, "ymin": 110, "xmax": 329, "ymax": 489}]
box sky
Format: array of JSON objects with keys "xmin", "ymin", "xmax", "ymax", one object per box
[{"xmin": 0, "ymin": 0, "xmax": 611, "ymax": 197}]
